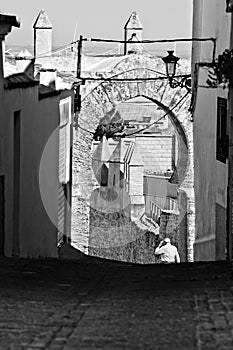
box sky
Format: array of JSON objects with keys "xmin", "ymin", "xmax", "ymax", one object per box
[{"xmin": 1, "ymin": 0, "xmax": 193, "ymax": 50}]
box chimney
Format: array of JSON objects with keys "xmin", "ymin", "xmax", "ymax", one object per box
[
  {"xmin": 33, "ymin": 9, "xmax": 52, "ymax": 59},
  {"xmin": 39, "ymin": 68, "xmax": 57, "ymax": 89},
  {"xmin": 15, "ymin": 48, "xmax": 35, "ymax": 77}
]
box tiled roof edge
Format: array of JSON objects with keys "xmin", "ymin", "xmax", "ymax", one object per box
[{"xmin": 38, "ymin": 84, "xmax": 60, "ymax": 100}]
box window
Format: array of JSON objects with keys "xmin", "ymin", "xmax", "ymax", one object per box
[
  {"xmin": 216, "ymin": 97, "xmax": 228, "ymax": 163},
  {"xmin": 59, "ymin": 97, "xmax": 72, "ymax": 184}
]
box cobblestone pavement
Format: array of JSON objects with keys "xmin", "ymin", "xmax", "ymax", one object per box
[{"xmin": 1, "ymin": 256, "xmax": 233, "ymax": 350}]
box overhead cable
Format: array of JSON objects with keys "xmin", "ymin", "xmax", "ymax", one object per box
[
  {"xmin": 76, "ymin": 90, "xmax": 190, "ymax": 136},
  {"xmin": 83, "ymin": 75, "xmax": 190, "ymax": 82},
  {"xmin": 124, "ymin": 91, "xmax": 190, "ymax": 137},
  {"xmin": 71, "ymin": 37, "xmax": 216, "ymax": 45}
]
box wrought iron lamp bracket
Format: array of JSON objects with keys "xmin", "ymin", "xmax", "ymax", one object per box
[{"xmin": 168, "ymin": 75, "xmax": 192, "ymax": 92}]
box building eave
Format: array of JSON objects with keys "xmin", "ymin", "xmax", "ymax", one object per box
[{"xmin": 4, "ymin": 72, "xmax": 39, "ymax": 89}]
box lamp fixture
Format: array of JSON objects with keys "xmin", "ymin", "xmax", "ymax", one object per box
[
  {"xmin": 162, "ymin": 50, "xmax": 191, "ymax": 92},
  {"xmin": 162, "ymin": 50, "xmax": 179, "ymax": 81},
  {"xmin": 226, "ymin": 0, "xmax": 233, "ymax": 12}
]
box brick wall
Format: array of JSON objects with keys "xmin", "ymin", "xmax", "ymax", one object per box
[{"xmin": 135, "ymin": 135, "xmax": 173, "ymax": 172}]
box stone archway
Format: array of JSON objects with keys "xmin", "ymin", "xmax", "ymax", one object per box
[{"xmin": 72, "ymin": 54, "xmax": 195, "ymax": 261}]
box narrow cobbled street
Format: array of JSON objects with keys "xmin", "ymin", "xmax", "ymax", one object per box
[{"xmin": 1, "ymin": 255, "xmax": 233, "ymax": 350}]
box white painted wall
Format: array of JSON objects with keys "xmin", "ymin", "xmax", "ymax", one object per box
[
  {"xmin": 144, "ymin": 175, "xmax": 178, "ymax": 216},
  {"xmin": 0, "ymin": 14, "xmax": 74, "ymax": 258},
  {"xmin": 3, "ymin": 86, "xmax": 60, "ymax": 257},
  {"xmin": 192, "ymin": 0, "xmax": 231, "ymax": 260},
  {"xmin": 35, "ymin": 28, "xmax": 52, "ymax": 57}
]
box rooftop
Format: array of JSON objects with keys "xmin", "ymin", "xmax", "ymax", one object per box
[
  {"xmin": 4, "ymin": 72, "xmax": 38, "ymax": 89},
  {"xmin": 0, "ymin": 13, "xmax": 20, "ymax": 28}
]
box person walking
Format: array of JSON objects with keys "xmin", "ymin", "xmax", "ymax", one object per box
[{"xmin": 154, "ymin": 237, "xmax": 180, "ymax": 264}]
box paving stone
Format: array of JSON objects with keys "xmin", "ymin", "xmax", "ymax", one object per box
[{"xmin": 0, "ymin": 257, "xmax": 233, "ymax": 349}]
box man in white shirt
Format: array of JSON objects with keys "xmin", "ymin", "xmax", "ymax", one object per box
[{"xmin": 154, "ymin": 237, "xmax": 180, "ymax": 263}]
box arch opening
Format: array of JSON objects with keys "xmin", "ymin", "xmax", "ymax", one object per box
[{"xmin": 72, "ymin": 56, "xmax": 194, "ymax": 262}]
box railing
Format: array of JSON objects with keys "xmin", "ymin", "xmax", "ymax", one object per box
[
  {"xmin": 149, "ymin": 196, "xmax": 178, "ymax": 222},
  {"xmin": 150, "ymin": 201, "xmax": 163, "ymax": 223},
  {"xmin": 166, "ymin": 197, "xmax": 178, "ymax": 211}
]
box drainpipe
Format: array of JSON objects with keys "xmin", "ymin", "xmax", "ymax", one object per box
[
  {"xmin": 190, "ymin": 0, "xmax": 203, "ymax": 118},
  {"xmin": 191, "ymin": 0, "xmax": 203, "ymax": 75},
  {"xmin": 124, "ymin": 29, "xmax": 127, "ymax": 55}
]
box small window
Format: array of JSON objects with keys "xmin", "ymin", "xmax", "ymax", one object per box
[
  {"xmin": 216, "ymin": 97, "xmax": 228, "ymax": 163},
  {"xmin": 143, "ymin": 117, "xmax": 151, "ymax": 123}
]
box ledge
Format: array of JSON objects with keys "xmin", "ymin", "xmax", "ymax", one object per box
[{"xmin": 38, "ymin": 84, "xmax": 60, "ymax": 100}]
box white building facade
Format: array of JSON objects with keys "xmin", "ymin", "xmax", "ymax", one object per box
[
  {"xmin": 0, "ymin": 13, "xmax": 73, "ymax": 258},
  {"xmin": 192, "ymin": 0, "xmax": 231, "ymax": 260}
]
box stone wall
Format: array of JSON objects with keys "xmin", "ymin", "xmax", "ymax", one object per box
[
  {"xmin": 89, "ymin": 209, "xmax": 159, "ymax": 264},
  {"xmin": 71, "ymin": 126, "xmax": 99, "ymax": 253},
  {"xmin": 178, "ymin": 190, "xmax": 188, "ymax": 262},
  {"xmin": 159, "ymin": 211, "xmax": 179, "ymax": 244},
  {"xmin": 159, "ymin": 210, "xmax": 188, "ymax": 262}
]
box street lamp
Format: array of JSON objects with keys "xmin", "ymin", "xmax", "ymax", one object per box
[
  {"xmin": 162, "ymin": 50, "xmax": 191, "ymax": 92},
  {"xmin": 162, "ymin": 50, "xmax": 179, "ymax": 84}
]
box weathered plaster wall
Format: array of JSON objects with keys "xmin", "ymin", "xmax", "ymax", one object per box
[
  {"xmin": 215, "ymin": 161, "xmax": 228, "ymax": 260},
  {"xmin": 0, "ymin": 41, "xmax": 4, "ymax": 166},
  {"xmin": 129, "ymin": 160, "xmax": 145, "ymax": 219},
  {"xmin": 0, "ymin": 42, "xmax": 4, "ymax": 255},
  {"xmin": 177, "ymin": 190, "xmax": 188, "ymax": 262},
  {"xmin": 3, "ymin": 86, "xmax": 61, "ymax": 258},
  {"xmin": 216, "ymin": 203, "xmax": 227, "ymax": 260},
  {"xmin": 193, "ymin": 88, "xmax": 217, "ymax": 261},
  {"xmin": 144, "ymin": 175, "xmax": 178, "ymax": 215},
  {"xmin": 192, "ymin": 0, "xmax": 230, "ymax": 261}
]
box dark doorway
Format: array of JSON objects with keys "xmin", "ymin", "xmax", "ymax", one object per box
[{"xmin": 13, "ymin": 111, "xmax": 21, "ymax": 257}]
